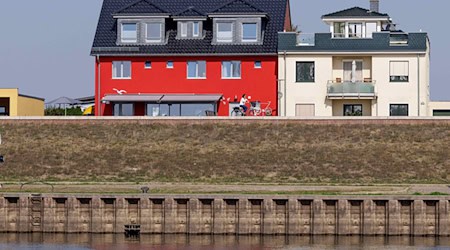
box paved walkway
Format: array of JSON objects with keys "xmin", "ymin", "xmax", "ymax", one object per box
[{"xmin": 0, "ymin": 182, "xmax": 449, "ymax": 195}]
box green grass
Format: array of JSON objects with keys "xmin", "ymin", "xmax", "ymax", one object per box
[{"xmin": 0, "ymin": 121, "xmax": 448, "ymax": 184}]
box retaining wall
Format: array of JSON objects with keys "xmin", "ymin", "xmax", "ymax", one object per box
[{"xmin": 1, "ymin": 194, "xmax": 450, "ymax": 236}]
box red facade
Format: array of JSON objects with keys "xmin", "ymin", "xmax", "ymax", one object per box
[{"xmin": 95, "ymin": 56, "xmax": 278, "ymax": 116}]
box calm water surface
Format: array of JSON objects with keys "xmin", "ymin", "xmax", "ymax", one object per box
[{"xmin": 0, "ymin": 234, "xmax": 450, "ymax": 250}]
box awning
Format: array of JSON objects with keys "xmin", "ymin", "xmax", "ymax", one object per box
[
  {"xmin": 161, "ymin": 94, "xmax": 223, "ymax": 102},
  {"xmin": 102, "ymin": 94, "xmax": 163, "ymax": 102},
  {"xmin": 102, "ymin": 94, "xmax": 222, "ymax": 103}
]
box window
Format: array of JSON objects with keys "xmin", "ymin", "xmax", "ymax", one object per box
[
  {"xmin": 217, "ymin": 22, "xmax": 233, "ymax": 42},
  {"xmin": 0, "ymin": 106, "xmax": 7, "ymax": 116},
  {"xmin": 343, "ymin": 61, "xmax": 363, "ymax": 82},
  {"xmin": 348, "ymin": 23, "xmax": 363, "ymax": 38},
  {"xmin": 366, "ymin": 22, "xmax": 377, "ymax": 38},
  {"xmin": 146, "ymin": 23, "xmax": 162, "ymax": 42},
  {"xmin": 112, "ymin": 61, "xmax": 131, "ymax": 79},
  {"xmin": 187, "ymin": 61, "xmax": 206, "ymax": 78},
  {"xmin": 296, "ymin": 62, "xmax": 315, "ymax": 82},
  {"xmin": 254, "ymin": 61, "xmax": 262, "ymax": 68},
  {"xmin": 333, "ymin": 22, "xmax": 345, "ymax": 38},
  {"xmin": 145, "ymin": 61, "xmax": 152, "ymax": 69},
  {"xmin": 147, "ymin": 103, "xmax": 215, "ymax": 117},
  {"xmin": 167, "ymin": 61, "xmax": 174, "ymax": 69},
  {"xmin": 390, "ymin": 104, "xmax": 409, "ymax": 116},
  {"xmin": 344, "ymin": 104, "xmax": 363, "ymax": 116},
  {"xmin": 114, "ymin": 103, "xmax": 134, "ymax": 116},
  {"xmin": 390, "ymin": 61, "xmax": 409, "ymax": 82},
  {"xmin": 193, "ymin": 22, "xmax": 200, "ymax": 37},
  {"xmin": 242, "ymin": 23, "xmax": 257, "ymax": 42},
  {"xmin": 222, "ymin": 61, "xmax": 241, "ymax": 78},
  {"xmin": 121, "ymin": 23, "xmax": 137, "ymax": 43},
  {"xmin": 180, "ymin": 22, "xmax": 188, "ymax": 37}
]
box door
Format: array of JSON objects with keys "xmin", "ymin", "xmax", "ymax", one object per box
[
  {"xmin": 296, "ymin": 104, "xmax": 315, "ymax": 117},
  {"xmin": 344, "ymin": 104, "xmax": 363, "ymax": 116},
  {"xmin": 343, "ymin": 61, "xmax": 363, "ymax": 82}
]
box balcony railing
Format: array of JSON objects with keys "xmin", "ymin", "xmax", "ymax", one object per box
[
  {"xmin": 297, "ymin": 33, "xmax": 315, "ymax": 46},
  {"xmin": 327, "ymin": 80, "xmax": 376, "ymax": 99}
]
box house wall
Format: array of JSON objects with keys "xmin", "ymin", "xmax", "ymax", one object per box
[
  {"xmin": 95, "ymin": 56, "xmax": 278, "ymax": 116},
  {"xmin": 279, "ymin": 52, "xmax": 430, "ymax": 117},
  {"xmin": 279, "ymin": 54, "xmax": 333, "ymax": 116},
  {"xmin": 17, "ymin": 96, "xmax": 45, "ymax": 116},
  {"xmin": 372, "ymin": 53, "xmax": 429, "ymax": 116},
  {"xmin": 0, "ymin": 89, "xmax": 19, "ymax": 116}
]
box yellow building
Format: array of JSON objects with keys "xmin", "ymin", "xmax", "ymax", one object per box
[{"xmin": 0, "ymin": 88, "xmax": 45, "ymax": 116}]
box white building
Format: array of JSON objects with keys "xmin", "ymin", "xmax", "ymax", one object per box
[{"xmin": 278, "ymin": 2, "xmax": 433, "ymax": 117}]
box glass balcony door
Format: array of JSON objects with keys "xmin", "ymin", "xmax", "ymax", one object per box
[{"xmin": 343, "ymin": 61, "xmax": 363, "ymax": 82}]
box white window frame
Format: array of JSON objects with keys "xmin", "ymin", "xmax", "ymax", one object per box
[
  {"xmin": 193, "ymin": 22, "xmax": 200, "ymax": 37},
  {"xmin": 187, "ymin": 61, "xmax": 206, "ymax": 79},
  {"xmin": 254, "ymin": 61, "xmax": 262, "ymax": 69},
  {"xmin": 144, "ymin": 61, "xmax": 152, "ymax": 69},
  {"xmin": 121, "ymin": 23, "xmax": 137, "ymax": 43},
  {"xmin": 221, "ymin": 61, "xmax": 241, "ymax": 79},
  {"xmin": 146, "ymin": 23, "xmax": 163, "ymax": 43},
  {"xmin": 180, "ymin": 22, "xmax": 188, "ymax": 38},
  {"xmin": 112, "ymin": 61, "xmax": 132, "ymax": 79},
  {"xmin": 167, "ymin": 61, "xmax": 174, "ymax": 69},
  {"xmin": 242, "ymin": 23, "xmax": 258, "ymax": 42},
  {"xmin": 389, "ymin": 61, "xmax": 409, "ymax": 82},
  {"xmin": 217, "ymin": 22, "xmax": 233, "ymax": 42}
]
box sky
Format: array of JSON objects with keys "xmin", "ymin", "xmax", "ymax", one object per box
[{"xmin": 0, "ymin": 0, "xmax": 448, "ymax": 101}]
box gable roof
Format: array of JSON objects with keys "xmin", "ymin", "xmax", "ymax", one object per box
[
  {"xmin": 322, "ymin": 7, "xmax": 389, "ymax": 19},
  {"xmin": 173, "ymin": 7, "xmax": 205, "ymax": 17},
  {"xmin": 114, "ymin": 0, "xmax": 168, "ymax": 15},
  {"xmin": 91, "ymin": 0, "xmax": 288, "ymax": 56},
  {"xmin": 210, "ymin": 0, "xmax": 266, "ymax": 15}
]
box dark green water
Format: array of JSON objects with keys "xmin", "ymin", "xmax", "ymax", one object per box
[{"xmin": 0, "ymin": 234, "xmax": 450, "ymax": 250}]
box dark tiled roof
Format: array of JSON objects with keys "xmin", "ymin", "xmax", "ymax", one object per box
[
  {"xmin": 322, "ymin": 7, "xmax": 389, "ymax": 18},
  {"xmin": 173, "ymin": 7, "xmax": 205, "ymax": 17},
  {"xmin": 211, "ymin": 0, "xmax": 266, "ymax": 14},
  {"xmin": 114, "ymin": 0, "xmax": 168, "ymax": 15},
  {"xmin": 92, "ymin": 0, "xmax": 287, "ymax": 56},
  {"xmin": 278, "ymin": 32, "xmax": 428, "ymax": 52}
]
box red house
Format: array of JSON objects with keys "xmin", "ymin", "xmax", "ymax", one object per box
[{"xmin": 91, "ymin": 0, "xmax": 291, "ymax": 116}]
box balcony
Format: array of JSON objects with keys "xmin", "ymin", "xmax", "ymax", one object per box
[{"xmin": 327, "ymin": 80, "xmax": 376, "ymax": 99}]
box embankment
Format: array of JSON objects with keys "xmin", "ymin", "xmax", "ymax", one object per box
[{"xmin": 0, "ymin": 118, "xmax": 448, "ymax": 184}]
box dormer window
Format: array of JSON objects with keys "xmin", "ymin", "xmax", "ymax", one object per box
[
  {"xmin": 348, "ymin": 23, "xmax": 363, "ymax": 38},
  {"xmin": 217, "ymin": 22, "xmax": 233, "ymax": 42},
  {"xmin": 193, "ymin": 22, "xmax": 200, "ymax": 37},
  {"xmin": 177, "ymin": 21, "xmax": 202, "ymax": 39},
  {"xmin": 121, "ymin": 23, "xmax": 137, "ymax": 43},
  {"xmin": 242, "ymin": 23, "xmax": 257, "ymax": 42},
  {"xmin": 146, "ymin": 23, "xmax": 163, "ymax": 43},
  {"xmin": 334, "ymin": 22, "xmax": 345, "ymax": 38},
  {"xmin": 332, "ymin": 21, "xmax": 380, "ymax": 38}
]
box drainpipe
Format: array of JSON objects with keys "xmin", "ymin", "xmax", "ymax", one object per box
[
  {"xmin": 283, "ymin": 50, "xmax": 287, "ymax": 116},
  {"xmin": 96, "ymin": 55, "xmax": 101, "ymax": 116},
  {"xmin": 417, "ymin": 54, "xmax": 420, "ymax": 116}
]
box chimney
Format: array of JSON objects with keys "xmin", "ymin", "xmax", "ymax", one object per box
[{"xmin": 370, "ymin": 0, "xmax": 379, "ymax": 12}]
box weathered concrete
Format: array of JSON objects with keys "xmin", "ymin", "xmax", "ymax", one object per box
[{"xmin": 1, "ymin": 194, "xmax": 450, "ymax": 236}]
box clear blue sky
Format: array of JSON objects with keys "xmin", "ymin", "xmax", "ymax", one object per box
[{"xmin": 0, "ymin": 0, "xmax": 448, "ymax": 101}]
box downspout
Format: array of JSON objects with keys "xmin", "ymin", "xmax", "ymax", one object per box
[
  {"xmin": 417, "ymin": 54, "xmax": 420, "ymax": 116},
  {"xmin": 284, "ymin": 50, "xmax": 287, "ymax": 116},
  {"xmin": 96, "ymin": 55, "xmax": 101, "ymax": 116}
]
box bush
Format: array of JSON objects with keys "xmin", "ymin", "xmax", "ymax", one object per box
[{"xmin": 45, "ymin": 107, "xmax": 83, "ymax": 116}]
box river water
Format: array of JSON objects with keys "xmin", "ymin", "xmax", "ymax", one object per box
[{"xmin": 1, "ymin": 234, "xmax": 450, "ymax": 250}]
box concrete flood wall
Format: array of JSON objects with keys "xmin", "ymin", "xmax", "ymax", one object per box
[{"xmin": 1, "ymin": 194, "xmax": 450, "ymax": 236}]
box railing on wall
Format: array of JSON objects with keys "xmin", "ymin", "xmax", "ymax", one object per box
[{"xmin": 327, "ymin": 80, "xmax": 376, "ymax": 99}]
